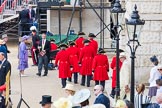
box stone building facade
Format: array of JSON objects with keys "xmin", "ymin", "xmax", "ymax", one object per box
[{"xmin": 47, "ymin": 0, "xmax": 162, "ymax": 83}]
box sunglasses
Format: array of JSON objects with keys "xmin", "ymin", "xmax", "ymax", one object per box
[{"xmin": 94, "ymin": 89, "xmax": 98, "ymax": 91}]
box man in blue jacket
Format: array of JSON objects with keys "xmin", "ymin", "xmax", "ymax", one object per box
[{"xmin": 94, "ymin": 85, "xmax": 110, "ymax": 108}]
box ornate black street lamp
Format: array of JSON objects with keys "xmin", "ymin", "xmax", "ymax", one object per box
[
  {"xmin": 125, "ymin": 4, "xmax": 145, "ymax": 103},
  {"xmin": 110, "ymin": 0, "xmax": 125, "ymax": 100}
]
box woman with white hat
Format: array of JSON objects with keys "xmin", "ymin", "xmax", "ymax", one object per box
[
  {"xmin": 72, "ymin": 89, "xmax": 91, "ymax": 108},
  {"xmin": 64, "ymin": 84, "xmax": 75, "ymax": 99},
  {"xmin": 53, "ymin": 97, "xmax": 72, "ymax": 108}
]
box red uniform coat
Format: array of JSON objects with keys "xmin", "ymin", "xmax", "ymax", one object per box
[
  {"xmin": 79, "ymin": 45, "xmax": 94, "ymax": 75},
  {"xmin": 89, "ymin": 39, "xmax": 98, "ymax": 55},
  {"xmin": 75, "ymin": 37, "xmax": 85, "ymax": 57},
  {"xmin": 75, "ymin": 37, "xmax": 84, "ymax": 49},
  {"xmin": 92, "ymin": 54, "xmax": 109, "ymax": 81},
  {"xmin": 50, "ymin": 43, "xmax": 58, "ymax": 51},
  {"xmin": 111, "ymin": 56, "xmax": 122, "ymax": 88},
  {"xmin": 55, "ymin": 49, "xmax": 71, "ymax": 78},
  {"xmin": 66, "ymin": 46, "xmax": 80, "ymax": 73}
]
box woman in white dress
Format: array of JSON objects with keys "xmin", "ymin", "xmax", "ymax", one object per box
[{"xmin": 148, "ymin": 56, "xmax": 161, "ymax": 98}]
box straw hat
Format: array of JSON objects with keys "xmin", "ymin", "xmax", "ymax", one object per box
[
  {"xmin": 53, "ymin": 97, "xmax": 72, "ymax": 108},
  {"xmin": 119, "ymin": 52, "xmax": 126, "ymax": 58},
  {"xmin": 72, "ymin": 89, "xmax": 91, "ymax": 104},
  {"xmin": 89, "ymin": 104, "xmax": 106, "ymax": 108},
  {"xmin": 115, "ymin": 100, "xmax": 126, "ymax": 108},
  {"xmin": 0, "ymin": 39, "xmax": 5, "ymax": 45},
  {"xmin": 64, "ymin": 84, "xmax": 75, "ymax": 91}
]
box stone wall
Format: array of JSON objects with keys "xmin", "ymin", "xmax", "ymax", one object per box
[{"xmin": 121, "ymin": 0, "xmax": 162, "ymax": 83}]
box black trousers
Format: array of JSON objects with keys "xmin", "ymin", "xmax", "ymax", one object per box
[
  {"xmin": 73, "ymin": 73, "xmax": 78, "ymax": 83},
  {"xmin": 110, "ymin": 87, "xmax": 116, "ymax": 96},
  {"xmin": 61, "ymin": 78, "xmax": 67, "ymax": 88},
  {"xmin": 95, "ymin": 81, "xmax": 105, "ymax": 90},
  {"xmin": 81, "ymin": 75, "xmax": 91, "ymax": 87},
  {"xmin": 38, "ymin": 55, "xmax": 48, "ymax": 75}
]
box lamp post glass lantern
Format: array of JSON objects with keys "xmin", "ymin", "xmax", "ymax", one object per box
[
  {"xmin": 110, "ymin": 0, "xmax": 125, "ymax": 100},
  {"xmin": 125, "ymin": 4, "xmax": 145, "ymax": 103}
]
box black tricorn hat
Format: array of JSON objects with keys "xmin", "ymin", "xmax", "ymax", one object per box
[
  {"xmin": 150, "ymin": 55, "xmax": 158, "ymax": 63},
  {"xmin": 50, "ymin": 39, "xmax": 55, "ymax": 42},
  {"xmin": 83, "ymin": 39, "xmax": 90, "ymax": 44},
  {"xmin": 98, "ymin": 48, "xmax": 106, "ymax": 53},
  {"xmin": 115, "ymin": 49, "xmax": 124, "ymax": 53},
  {"xmin": 88, "ymin": 33, "xmax": 96, "ymax": 37},
  {"xmin": 59, "ymin": 43, "xmax": 68, "ymax": 48},
  {"xmin": 68, "ymin": 41, "xmax": 76, "ymax": 46},
  {"xmin": 39, "ymin": 95, "xmax": 53, "ymax": 105},
  {"xmin": 78, "ymin": 31, "xmax": 85, "ymax": 36}
]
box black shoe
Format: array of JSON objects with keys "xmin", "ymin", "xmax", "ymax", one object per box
[
  {"xmin": 43, "ymin": 74, "xmax": 47, "ymax": 76},
  {"xmin": 36, "ymin": 73, "xmax": 41, "ymax": 76},
  {"xmin": 87, "ymin": 85, "xmax": 90, "ymax": 87},
  {"xmin": 74, "ymin": 82, "xmax": 78, "ymax": 84},
  {"xmin": 110, "ymin": 94, "xmax": 114, "ymax": 99},
  {"xmin": 80, "ymin": 84, "xmax": 85, "ymax": 86}
]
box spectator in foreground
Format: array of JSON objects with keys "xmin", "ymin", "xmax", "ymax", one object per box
[
  {"xmin": 2, "ymin": 34, "xmax": 10, "ymax": 59},
  {"xmin": 134, "ymin": 84, "xmax": 151, "ymax": 108},
  {"xmin": 39, "ymin": 95, "xmax": 53, "ymax": 108},
  {"xmin": 53, "ymin": 97, "xmax": 72, "ymax": 108},
  {"xmin": 148, "ymin": 56, "xmax": 161, "ymax": 98},
  {"xmin": 156, "ymin": 79, "xmax": 162, "ymax": 108},
  {"xmin": 0, "ymin": 39, "xmax": 7, "ymax": 58},
  {"xmin": 72, "ymin": 89, "xmax": 91, "ymax": 108},
  {"xmin": 93, "ymin": 85, "xmax": 110, "ymax": 108},
  {"xmin": 157, "ymin": 65, "xmax": 162, "ymax": 79}
]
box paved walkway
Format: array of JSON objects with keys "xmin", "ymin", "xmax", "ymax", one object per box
[
  {"xmin": 8, "ymin": 43, "xmax": 153, "ymax": 107},
  {"xmin": 8, "ymin": 44, "xmax": 113, "ymax": 107}
]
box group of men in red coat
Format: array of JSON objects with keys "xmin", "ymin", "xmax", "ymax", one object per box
[{"xmin": 55, "ymin": 32, "xmax": 110, "ymax": 89}]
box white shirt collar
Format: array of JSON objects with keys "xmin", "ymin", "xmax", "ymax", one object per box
[{"xmin": 1, "ymin": 58, "xmax": 6, "ymax": 65}]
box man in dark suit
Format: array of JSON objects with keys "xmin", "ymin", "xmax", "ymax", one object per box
[
  {"xmin": 19, "ymin": 6, "xmax": 30, "ymax": 36},
  {"xmin": 94, "ymin": 85, "xmax": 110, "ymax": 108},
  {"xmin": 0, "ymin": 52, "xmax": 11, "ymax": 86},
  {"xmin": 36, "ymin": 32, "xmax": 50, "ymax": 76},
  {"xmin": 27, "ymin": 4, "xmax": 36, "ymax": 27}
]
